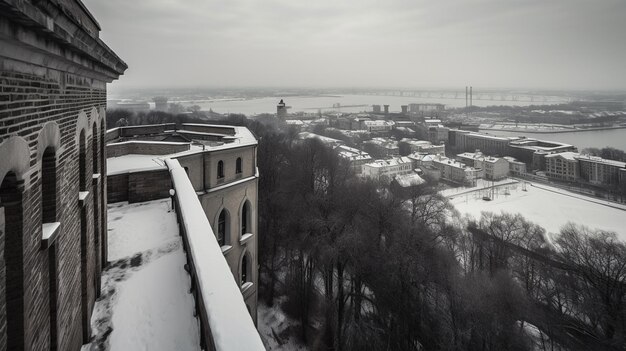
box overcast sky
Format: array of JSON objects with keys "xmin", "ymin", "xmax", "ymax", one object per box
[{"xmin": 83, "ymin": 0, "xmax": 626, "ymax": 92}]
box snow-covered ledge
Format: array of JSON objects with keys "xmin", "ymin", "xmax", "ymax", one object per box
[{"xmin": 165, "ymin": 159, "xmax": 264, "ymax": 351}]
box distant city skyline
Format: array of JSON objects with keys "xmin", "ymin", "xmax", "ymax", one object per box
[{"xmin": 84, "ymin": 0, "xmax": 626, "ymax": 93}]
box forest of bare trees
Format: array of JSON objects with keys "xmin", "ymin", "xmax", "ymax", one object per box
[{"xmin": 249, "ymin": 118, "xmax": 625, "ymax": 351}]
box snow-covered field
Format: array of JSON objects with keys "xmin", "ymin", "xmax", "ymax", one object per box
[
  {"xmin": 83, "ymin": 199, "xmax": 201, "ymax": 351},
  {"xmin": 448, "ymin": 180, "xmax": 626, "ymax": 241}
]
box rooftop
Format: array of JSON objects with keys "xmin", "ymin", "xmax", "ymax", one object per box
[
  {"xmin": 364, "ymin": 157, "xmax": 412, "ymax": 168},
  {"xmin": 545, "ymin": 151, "xmax": 579, "ymax": 161},
  {"xmin": 86, "ymin": 199, "xmax": 201, "ymax": 350}
]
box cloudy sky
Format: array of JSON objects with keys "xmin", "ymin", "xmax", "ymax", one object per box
[{"xmin": 83, "ymin": 0, "xmax": 626, "ymax": 91}]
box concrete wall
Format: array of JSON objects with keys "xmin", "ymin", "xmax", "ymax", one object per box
[{"xmin": 107, "ymin": 141, "xmax": 190, "ymax": 158}]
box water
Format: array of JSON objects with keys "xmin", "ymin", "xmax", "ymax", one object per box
[
  {"xmin": 178, "ymin": 94, "xmax": 563, "ymax": 116},
  {"xmin": 483, "ymin": 128, "xmax": 626, "ymax": 151}
]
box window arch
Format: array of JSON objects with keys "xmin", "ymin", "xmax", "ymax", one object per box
[
  {"xmin": 236, "ymin": 157, "xmax": 242, "ymax": 174},
  {"xmin": 216, "ymin": 209, "xmax": 229, "ymax": 247},
  {"xmin": 217, "ymin": 160, "xmax": 224, "ymax": 179},
  {"xmin": 241, "ymin": 200, "xmax": 251, "ymax": 236}
]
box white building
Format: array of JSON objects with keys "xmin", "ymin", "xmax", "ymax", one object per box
[
  {"xmin": 363, "ymin": 120, "xmax": 395, "ymax": 133},
  {"xmin": 362, "ymin": 157, "xmax": 413, "ymax": 182},
  {"xmin": 335, "ymin": 145, "xmax": 373, "ymax": 174},
  {"xmin": 432, "ymin": 155, "xmax": 479, "ymax": 185},
  {"xmin": 401, "ymin": 139, "xmax": 445, "ymax": 155},
  {"xmin": 503, "ymin": 156, "xmax": 527, "ymax": 176}
]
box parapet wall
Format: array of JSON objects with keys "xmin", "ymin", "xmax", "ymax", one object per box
[
  {"xmin": 107, "ymin": 141, "xmax": 190, "ymax": 158},
  {"xmin": 107, "ymin": 169, "xmax": 171, "ymax": 203},
  {"xmin": 165, "ymin": 159, "xmax": 264, "ymax": 351}
]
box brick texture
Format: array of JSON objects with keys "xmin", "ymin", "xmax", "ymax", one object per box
[{"xmin": 0, "ymin": 69, "xmax": 108, "ymax": 350}]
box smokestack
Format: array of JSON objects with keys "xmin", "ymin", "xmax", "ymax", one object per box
[
  {"xmin": 384, "ymin": 105, "xmax": 389, "ymax": 114},
  {"xmin": 470, "ymin": 86, "xmax": 473, "ymax": 108}
]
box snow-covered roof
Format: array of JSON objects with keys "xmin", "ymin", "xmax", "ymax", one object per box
[
  {"xmin": 575, "ymin": 154, "xmax": 626, "ymax": 167},
  {"xmin": 545, "ymin": 151, "xmax": 579, "ymax": 161},
  {"xmin": 165, "ymin": 159, "xmax": 265, "ymax": 351},
  {"xmin": 364, "ymin": 157, "xmax": 412, "ymax": 168},
  {"xmin": 394, "ymin": 173, "xmax": 425, "ymax": 187}
]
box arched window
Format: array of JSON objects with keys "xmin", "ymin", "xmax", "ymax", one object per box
[
  {"xmin": 241, "ymin": 254, "xmax": 248, "ymax": 285},
  {"xmin": 92, "ymin": 124, "xmax": 98, "ymax": 174},
  {"xmin": 236, "ymin": 157, "xmax": 242, "ymax": 174},
  {"xmin": 41, "ymin": 147, "xmax": 58, "ymax": 350},
  {"xmin": 217, "ymin": 210, "xmax": 227, "ymax": 246},
  {"xmin": 79, "ymin": 130, "xmax": 87, "ymax": 191},
  {"xmin": 217, "ymin": 160, "xmax": 224, "ymax": 179},
  {"xmin": 78, "ymin": 129, "xmax": 89, "ymax": 341},
  {"xmin": 241, "ymin": 200, "xmax": 251, "ymax": 236},
  {"xmin": 41, "ymin": 147, "xmax": 57, "ymax": 224},
  {"xmin": 1, "ymin": 172, "xmax": 24, "ymax": 350}
]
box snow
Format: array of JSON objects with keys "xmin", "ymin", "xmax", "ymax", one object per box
[
  {"xmin": 107, "ymin": 199, "xmax": 178, "ymax": 261},
  {"xmin": 165, "ymin": 158, "xmax": 265, "ymax": 351},
  {"xmin": 258, "ymin": 300, "xmax": 307, "ymax": 351},
  {"xmin": 240, "ymin": 233, "xmax": 254, "ymax": 244},
  {"xmin": 107, "ymin": 154, "xmax": 166, "ymax": 175},
  {"xmin": 41, "ymin": 222, "xmax": 60, "ymax": 241},
  {"xmin": 448, "ymin": 180, "xmax": 626, "ymax": 241},
  {"xmin": 84, "ymin": 198, "xmax": 201, "ymax": 351}
]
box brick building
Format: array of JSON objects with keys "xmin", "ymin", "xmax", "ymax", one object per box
[{"xmin": 0, "ymin": 1, "xmax": 126, "ymax": 350}]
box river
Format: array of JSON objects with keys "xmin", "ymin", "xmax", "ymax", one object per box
[
  {"xmin": 178, "ymin": 94, "xmax": 563, "ymax": 116},
  {"xmin": 482, "ymin": 128, "xmax": 626, "ymax": 151}
]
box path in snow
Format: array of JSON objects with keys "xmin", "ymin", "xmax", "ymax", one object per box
[{"xmin": 83, "ymin": 199, "xmax": 201, "ymax": 351}]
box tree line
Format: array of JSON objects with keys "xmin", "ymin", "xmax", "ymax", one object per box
[{"xmin": 249, "ymin": 117, "xmax": 625, "ymax": 351}]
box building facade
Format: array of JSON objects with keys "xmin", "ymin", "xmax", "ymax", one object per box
[
  {"xmin": 577, "ymin": 155, "xmax": 626, "ymax": 186},
  {"xmin": 0, "ymin": 1, "xmax": 126, "ymax": 349},
  {"xmin": 545, "ymin": 152, "xmax": 579, "ymax": 182},
  {"xmin": 106, "ymin": 124, "xmax": 260, "ymax": 323},
  {"xmin": 362, "ymin": 157, "xmax": 413, "ymax": 182}
]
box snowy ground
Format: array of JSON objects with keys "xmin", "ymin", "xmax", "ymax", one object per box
[
  {"xmin": 83, "ymin": 199, "xmax": 201, "ymax": 351},
  {"xmin": 258, "ymin": 298, "xmax": 307, "ymax": 351},
  {"xmin": 447, "ymin": 180, "xmax": 626, "ymax": 242}
]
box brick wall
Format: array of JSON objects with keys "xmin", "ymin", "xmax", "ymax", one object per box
[
  {"xmin": 0, "ymin": 0, "xmax": 126, "ymax": 349},
  {"xmin": 0, "ymin": 70, "xmax": 107, "ymax": 350},
  {"xmin": 107, "ymin": 169, "xmax": 171, "ymax": 204}
]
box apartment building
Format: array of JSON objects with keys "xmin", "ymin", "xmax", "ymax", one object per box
[
  {"xmin": 545, "ymin": 152, "xmax": 580, "ymax": 182},
  {"xmin": 577, "ymin": 154, "xmax": 626, "ymax": 186}
]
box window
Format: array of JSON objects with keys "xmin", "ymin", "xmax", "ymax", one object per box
[
  {"xmin": 241, "ymin": 200, "xmax": 251, "ymax": 236},
  {"xmin": 1, "ymin": 172, "xmax": 25, "ymax": 350},
  {"xmin": 236, "ymin": 157, "xmax": 242, "ymax": 174},
  {"xmin": 241, "ymin": 254, "xmax": 248, "ymax": 285},
  {"xmin": 217, "ymin": 160, "xmax": 224, "ymax": 179},
  {"xmin": 92, "ymin": 124, "xmax": 98, "ymax": 174},
  {"xmin": 41, "ymin": 147, "xmax": 57, "ymax": 224},
  {"xmin": 41, "ymin": 147, "xmax": 58, "ymax": 349},
  {"xmin": 217, "ymin": 210, "xmax": 227, "ymax": 246},
  {"xmin": 79, "ymin": 130, "xmax": 87, "ymax": 191}
]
